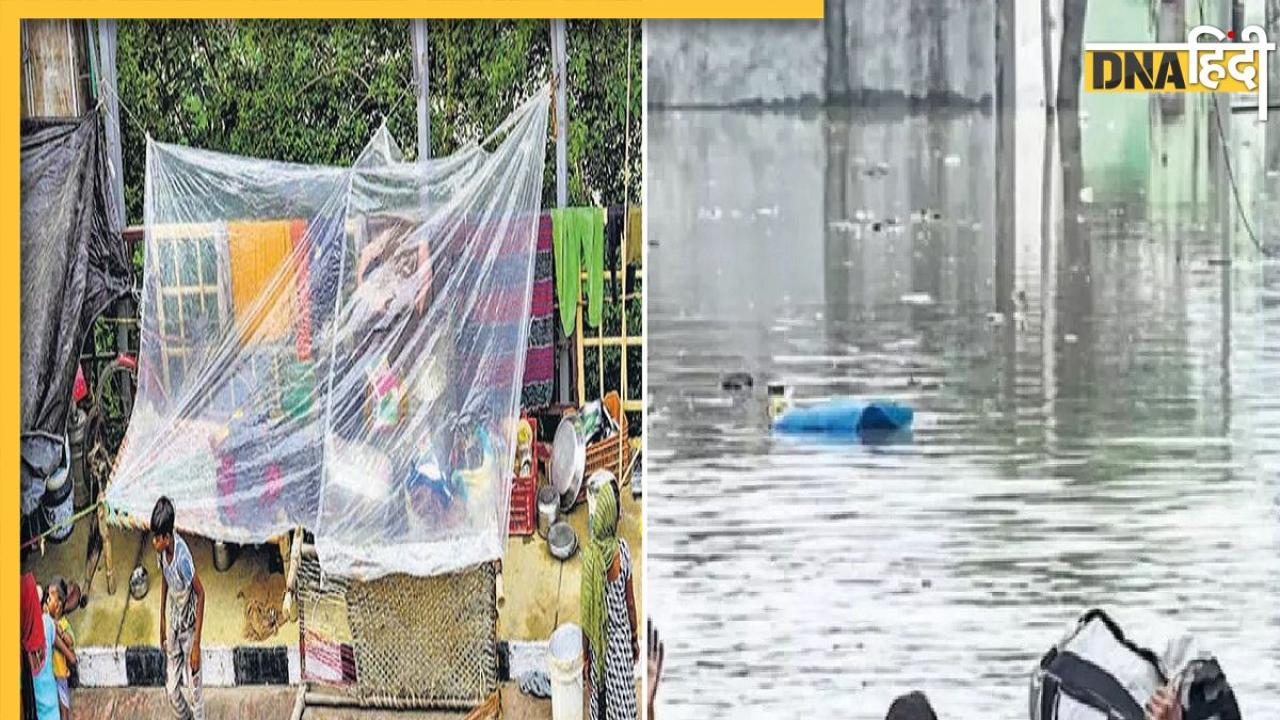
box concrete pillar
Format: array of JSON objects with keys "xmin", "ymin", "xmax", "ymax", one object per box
[
  {"xmin": 823, "ymin": 0, "xmax": 848, "ymax": 102},
  {"xmin": 1057, "ymin": 0, "xmax": 1087, "ymax": 111}
]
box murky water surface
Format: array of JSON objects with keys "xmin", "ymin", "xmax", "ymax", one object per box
[{"xmin": 647, "ymin": 106, "xmax": 1280, "ymax": 719}]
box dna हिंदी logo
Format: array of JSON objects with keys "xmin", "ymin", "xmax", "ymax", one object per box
[{"xmin": 1084, "ymin": 25, "xmax": 1275, "ymax": 120}]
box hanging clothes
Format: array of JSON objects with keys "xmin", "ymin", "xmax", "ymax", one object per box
[
  {"xmin": 226, "ymin": 220, "xmax": 297, "ymax": 343},
  {"xmin": 521, "ymin": 214, "xmax": 555, "ymax": 411},
  {"xmin": 289, "ymin": 219, "xmax": 313, "ymax": 362},
  {"xmin": 582, "ymin": 208, "xmax": 606, "ymax": 329},
  {"xmin": 551, "ymin": 208, "xmax": 580, "ymax": 337},
  {"xmin": 551, "ymin": 207, "xmax": 606, "ymax": 334},
  {"xmin": 623, "ymin": 206, "xmax": 642, "ymax": 297},
  {"xmin": 604, "ymin": 207, "xmax": 625, "ymax": 305},
  {"xmin": 625, "ymin": 206, "xmax": 642, "ymax": 266}
]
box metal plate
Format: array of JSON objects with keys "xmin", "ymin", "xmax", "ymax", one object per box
[
  {"xmin": 547, "ymin": 521, "xmax": 578, "ymax": 561},
  {"xmin": 550, "ymin": 416, "xmax": 585, "ymax": 497}
]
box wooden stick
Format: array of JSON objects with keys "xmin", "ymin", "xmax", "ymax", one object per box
[{"xmin": 99, "ymin": 502, "xmax": 116, "ymax": 596}]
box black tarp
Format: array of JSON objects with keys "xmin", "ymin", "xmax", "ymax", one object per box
[{"xmin": 20, "ymin": 111, "xmax": 132, "ymax": 512}]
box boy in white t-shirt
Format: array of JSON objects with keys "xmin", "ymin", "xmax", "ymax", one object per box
[{"xmin": 151, "ymin": 496, "xmax": 205, "ymax": 720}]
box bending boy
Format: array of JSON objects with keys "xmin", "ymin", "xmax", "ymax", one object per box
[{"xmin": 151, "ymin": 496, "xmax": 205, "ymax": 720}]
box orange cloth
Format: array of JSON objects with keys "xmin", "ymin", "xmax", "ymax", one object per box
[{"xmin": 226, "ymin": 221, "xmax": 296, "ymax": 343}]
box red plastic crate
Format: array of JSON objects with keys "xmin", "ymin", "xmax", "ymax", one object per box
[{"xmin": 508, "ymin": 416, "xmax": 539, "ymax": 536}]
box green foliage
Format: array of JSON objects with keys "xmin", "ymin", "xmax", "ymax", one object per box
[
  {"xmin": 110, "ymin": 20, "xmax": 643, "ymax": 424},
  {"xmin": 564, "ymin": 20, "xmax": 642, "ymax": 208},
  {"xmin": 117, "ymin": 20, "xmax": 417, "ymax": 224},
  {"xmin": 117, "ymin": 19, "xmax": 642, "ymax": 224}
]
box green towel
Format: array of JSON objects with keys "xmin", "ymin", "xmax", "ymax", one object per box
[
  {"xmin": 551, "ymin": 207, "xmax": 606, "ymax": 334},
  {"xmin": 551, "ymin": 208, "xmax": 580, "ymax": 336},
  {"xmin": 583, "ymin": 207, "xmax": 605, "ymax": 329}
]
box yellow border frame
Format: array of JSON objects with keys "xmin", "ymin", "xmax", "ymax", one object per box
[{"xmin": 5, "ymin": 7, "xmax": 818, "ymax": 713}]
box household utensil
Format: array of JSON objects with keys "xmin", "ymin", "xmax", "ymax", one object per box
[
  {"xmin": 550, "ymin": 416, "xmax": 585, "ymax": 497},
  {"xmin": 537, "ymin": 485, "xmax": 560, "ymax": 538},
  {"xmin": 547, "ymin": 521, "xmax": 578, "ymax": 561}
]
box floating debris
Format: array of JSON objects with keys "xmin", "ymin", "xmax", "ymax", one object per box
[
  {"xmin": 864, "ymin": 162, "xmax": 891, "ymax": 178},
  {"xmin": 697, "ymin": 206, "xmax": 723, "ymax": 221},
  {"xmin": 986, "ymin": 311, "xmax": 1006, "ymax": 326},
  {"xmin": 944, "ymin": 154, "xmax": 962, "ymax": 167},
  {"xmin": 721, "ymin": 372, "xmax": 754, "ymax": 393},
  {"xmin": 900, "ymin": 292, "xmax": 936, "ymax": 306},
  {"xmin": 1079, "ymin": 186, "xmax": 1094, "ymax": 204},
  {"xmin": 756, "ymin": 206, "xmax": 779, "ymax": 218},
  {"xmin": 1064, "ymin": 333, "xmax": 1078, "ymax": 344}
]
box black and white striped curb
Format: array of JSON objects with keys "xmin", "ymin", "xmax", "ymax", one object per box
[
  {"xmin": 75, "ymin": 646, "xmax": 299, "ymax": 688},
  {"xmin": 72, "ymin": 641, "xmax": 552, "ymax": 687}
]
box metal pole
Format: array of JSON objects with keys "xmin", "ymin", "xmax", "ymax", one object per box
[
  {"xmin": 551, "ymin": 20, "xmax": 568, "ymax": 207},
  {"xmin": 96, "ymin": 20, "xmax": 125, "ymax": 230},
  {"xmin": 411, "ymin": 20, "xmax": 430, "ymax": 160},
  {"xmin": 551, "ymin": 19, "xmax": 573, "ymax": 403},
  {"xmin": 96, "ymin": 20, "xmax": 134, "ymax": 410}
]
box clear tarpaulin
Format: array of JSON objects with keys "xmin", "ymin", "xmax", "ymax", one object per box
[{"xmin": 107, "ymin": 90, "xmax": 550, "ymax": 579}]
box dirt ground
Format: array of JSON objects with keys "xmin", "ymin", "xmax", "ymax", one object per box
[{"xmin": 22, "ymin": 478, "xmax": 643, "ymax": 648}]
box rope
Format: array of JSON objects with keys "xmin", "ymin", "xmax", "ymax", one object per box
[
  {"xmin": 96, "ymin": 76, "xmax": 148, "ymax": 139},
  {"xmin": 20, "ymin": 500, "xmax": 103, "ymax": 551}
]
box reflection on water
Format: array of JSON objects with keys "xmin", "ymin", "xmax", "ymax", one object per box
[{"xmin": 647, "ymin": 105, "xmax": 1280, "ymax": 719}]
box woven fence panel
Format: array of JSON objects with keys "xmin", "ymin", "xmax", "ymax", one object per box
[{"xmin": 298, "ymin": 555, "xmax": 498, "ymax": 709}]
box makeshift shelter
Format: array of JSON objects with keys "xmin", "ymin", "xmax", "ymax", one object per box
[
  {"xmin": 106, "ymin": 90, "xmax": 551, "ymax": 581},
  {"xmin": 20, "ymin": 111, "xmax": 132, "ymax": 519}
]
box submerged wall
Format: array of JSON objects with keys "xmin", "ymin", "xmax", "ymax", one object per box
[
  {"xmin": 646, "ymin": 1, "xmax": 996, "ymax": 107},
  {"xmin": 645, "ymin": 21, "xmax": 825, "ymax": 106}
]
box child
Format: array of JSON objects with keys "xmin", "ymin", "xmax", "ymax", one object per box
[
  {"xmin": 32, "ymin": 582, "xmax": 74, "ymax": 720},
  {"xmin": 151, "ymin": 496, "xmax": 205, "ymax": 720},
  {"xmin": 47, "ymin": 577, "xmax": 76, "ymax": 720}
]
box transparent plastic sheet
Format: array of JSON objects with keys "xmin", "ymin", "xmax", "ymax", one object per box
[{"xmin": 108, "ymin": 90, "xmax": 550, "ymax": 579}]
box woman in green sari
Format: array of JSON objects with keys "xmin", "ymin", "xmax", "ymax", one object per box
[{"xmin": 580, "ymin": 473, "xmax": 639, "ymax": 720}]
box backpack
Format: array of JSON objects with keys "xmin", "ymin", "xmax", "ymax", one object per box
[{"xmin": 1030, "ymin": 609, "xmax": 1242, "ymax": 720}]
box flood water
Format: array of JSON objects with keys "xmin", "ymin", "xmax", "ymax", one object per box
[{"xmin": 646, "ymin": 103, "xmax": 1280, "ymax": 718}]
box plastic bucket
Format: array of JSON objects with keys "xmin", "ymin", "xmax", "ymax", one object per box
[
  {"xmin": 537, "ymin": 485, "xmax": 559, "ymax": 538},
  {"xmin": 68, "ymin": 408, "xmax": 87, "ymax": 508},
  {"xmin": 41, "ymin": 440, "xmax": 74, "ymax": 543},
  {"xmin": 547, "ymin": 622, "xmax": 584, "ymax": 720},
  {"xmin": 42, "ymin": 465, "xmax": 74, "ymax": 543}
]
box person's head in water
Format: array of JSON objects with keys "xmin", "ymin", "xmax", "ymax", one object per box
[
  {"xmin": 767, "ymin": 382, "xmax": 791, "ymax": 421},
  {"xmin": 885, "ymin": 691, "xmax": 938, "ymax": 720}
]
